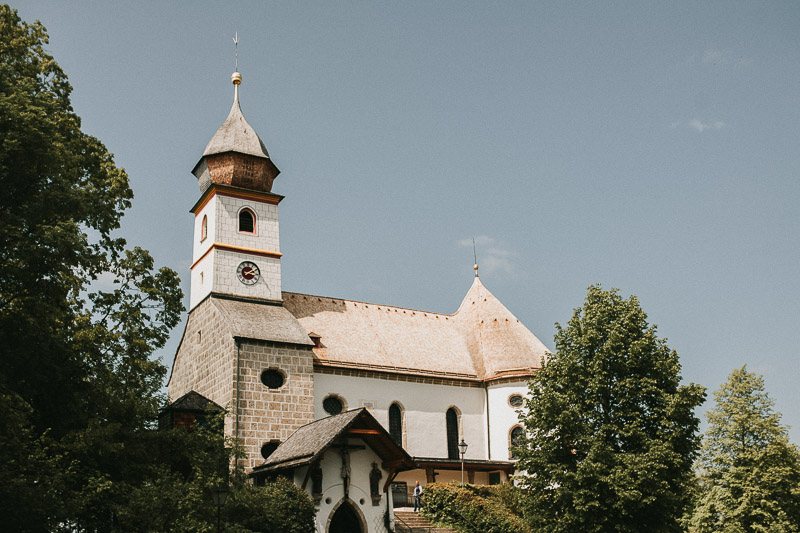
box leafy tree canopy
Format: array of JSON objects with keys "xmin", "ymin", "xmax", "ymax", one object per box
[
  {"xmin": 0, "ymin": 7, "xmax": 318, "ymax": 531},
  {"xmin": 0, "ymin": 5, "xmax": 181, "ymax": 530},
  {"xmin": 515, "ymin": 285, "xmax": 706, "ymax": 533},
  {"xmin": 687, "ymin": 366, "xmax": 800, "ymax": 532}
]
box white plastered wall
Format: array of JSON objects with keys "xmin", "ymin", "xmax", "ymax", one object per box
[
  {"xmin": 486, "ymin": 381, "xmax": 528, "ymax": 461},
  {"xmin": 314, "ymin": 373, "xmax": 487, "ymax": 459},
  {"xmin": 189, "ymin": 192, "xmax": 282, "ymax": 309},
  {"xmin": 189, "ymin": 196, "xmax": 217, "ymax": 309},
  {"xmin": 293, "ymin": 438, "xmax": 393, "ymax": 533},
  {"xmin": 215, "ymin": 195, "xmax": 280, "ymax": 253}
]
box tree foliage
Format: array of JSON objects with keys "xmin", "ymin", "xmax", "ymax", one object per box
[
  {"xmin": 420, "ymin": 482, "xmax": 530, "ymax": 533},
  {"xmin": 0, "ymin": 8, "xmax": 318, "ymax": 531},
  {"xmin": 515, "ymin": 285, "xmax": 706, "ymax": 533},
  {"xmin": 0, "ymin": 4, "xmax": 186, "ymax": 529},
  {"xmin": 687, "ymin": 366, "xmax": 800, "ymax": 532}
]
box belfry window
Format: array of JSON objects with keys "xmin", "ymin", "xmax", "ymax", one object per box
[
  {"xmin": 201, "ymin": 214, "xmax": 208, "ymax": 241},
  {"xmin": 446, "ymin": 408, "xmax": 459, "ymax": 460},
  {"xmin": 389, "ymin": 403, "xmax": 403, "ymax": 447},
  {"xmin": 238, "ymin": 208, "xmax": 255, "ymax": 233}
]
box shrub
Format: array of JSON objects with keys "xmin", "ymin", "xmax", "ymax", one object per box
[
  {"xmin": 421, "ymin": 482, "xmax": 529, "ymax": 533},
  {"xmin": 222, "ymin": 477, "xmax": 316, "ymax": 533}
]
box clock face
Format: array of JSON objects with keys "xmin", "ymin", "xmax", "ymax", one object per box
[{"xmin": 236, "ymin": 261, "xmax": 260, "ymax": 285}]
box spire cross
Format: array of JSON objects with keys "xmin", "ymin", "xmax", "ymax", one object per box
[
  {"xmin": 473, "ymin": 236, "xmax": 479, "ymax": 277},
  {"xmin": 233, "ymin": 32, "xmax": 239, "ymax": 71}
]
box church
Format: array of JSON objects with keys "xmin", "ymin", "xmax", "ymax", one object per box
[{"xmin": 167, "ymin": 67, "xmax": 550, "ymax": 531}]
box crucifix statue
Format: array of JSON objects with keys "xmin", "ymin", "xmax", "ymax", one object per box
[{"xmin": 331, "ymin": 438, "xmax": 365, "ymax": 500}]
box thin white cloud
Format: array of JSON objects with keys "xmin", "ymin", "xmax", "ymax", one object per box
[
  {"xmin": 702, "ymin": 48, "xmax": 728, "ymax": 65},
  {"xmin": 689, "ymin": 119, "xmax": 725, "ymax": 132},
  {"xmin": 459, "ymin": 235, "xmax": 516, "ymax": 275},
  {"xmin": 688, "ymin": 48, "xmax": 751, "ymax": 67}
]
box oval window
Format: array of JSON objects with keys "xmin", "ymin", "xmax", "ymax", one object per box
[
  {"xmin": 260, "ymin": 369, "xmax": 285, "ymax": 389},
  {"xmin": 509, "ymin": 394, "xmax": 524, "ymax": 408},
  {"xmin": 261, "ymin": 441, "xmax": 280, "ymax": 459},
  {"xmin": 323, "ymin": 395, "xmax": 344, "ymax": 415}
]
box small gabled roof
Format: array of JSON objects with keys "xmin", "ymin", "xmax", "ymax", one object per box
[
  {"xmin": 251, "ymin": 408, "xmax": 416, "ymax": 474},
  {"xmin": 161, "ymin": 390, "xmax": 223, "ymax": 413}
]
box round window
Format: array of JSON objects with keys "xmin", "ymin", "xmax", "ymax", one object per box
[
  {"xmin": 509, "ymin": 394, "xmax": 524, "ymax": 408},
  {"xmin": 323, "ymin": 395, "xmax": 344, "ymax": 415},
  {"xmin": 260, "ymin": 369, "xmax": 285, "ymax": 389},
  {"xmin": 261, "ymin": 441, "xmax": 280, "ymax": 459}
]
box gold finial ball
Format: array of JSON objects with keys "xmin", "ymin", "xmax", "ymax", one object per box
[
  {"xmin": 474, "ymin": 264, "xmax": 479, "ymax": 272},
  {"xmin": 231, "ymin": 71, "xmax": 242, "ymax": 85}
]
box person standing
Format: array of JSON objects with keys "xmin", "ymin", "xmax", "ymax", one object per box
[{"xmin": 413, "ymin": 481, "xmax": 423, "ymax": 512}]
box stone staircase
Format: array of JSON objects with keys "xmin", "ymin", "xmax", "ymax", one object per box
[{"xmin": 394, "ymin": 509, "xmax": 457, "ymax": 533}]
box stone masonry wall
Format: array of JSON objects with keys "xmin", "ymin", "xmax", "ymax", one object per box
[
  {"xmin": 235, "ymin": 339, "xmax": 315, "ymax": 470},
  {"xmin": 168, "ymin": 297, "xmax": 236, "ymax": 417}
]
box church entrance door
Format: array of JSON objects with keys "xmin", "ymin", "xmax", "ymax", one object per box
[{"xmin": 328, "ymin": 500, "xmax": 363, "ymax": 533}]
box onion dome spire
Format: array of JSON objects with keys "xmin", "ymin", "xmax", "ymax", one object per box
[{"xmin": 191, "ymin": 40, "xmax": 280, "ymax": 193}]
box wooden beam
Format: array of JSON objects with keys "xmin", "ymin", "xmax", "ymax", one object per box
[
  {"xmin": 347, "ymin": 429, "xmax": 381, "ymax": 435},
  {"xmin": 300, "ymin": 457, "xmax": 320, "ymax": 491},
  {"xmin": 381, "ymin": 459, "xmax": 407, "ymax": 470},
  {"xmin": 382, "ymin": 468, "xmax": 399, "ymax": 494}
]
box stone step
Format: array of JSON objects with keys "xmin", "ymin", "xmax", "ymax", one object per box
[{"xmin": 394, "ymin": 510, "xmax": 457, "ymax": 533}]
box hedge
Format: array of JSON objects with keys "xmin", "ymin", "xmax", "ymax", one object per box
[{"xmin": 420, "ymin": 482, "xmax": 529, "ymax": 533}]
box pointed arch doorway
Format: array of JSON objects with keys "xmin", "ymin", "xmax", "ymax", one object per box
[{"xmin": 328, "ymin": 499, "xmax": 365, "ymax": 533}]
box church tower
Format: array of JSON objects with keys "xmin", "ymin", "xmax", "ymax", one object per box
[
  {"xmin": 188, "ymin": 70, "xmax": 283, "ymax": 309},
  {"xmin": 170, "ymin": 66, "xmax": 316, "ymax": 470}
]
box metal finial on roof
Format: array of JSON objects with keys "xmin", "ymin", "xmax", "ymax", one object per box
[
  {"xmin": 473, "ymin": 236, "xmax": 479, "ymax": 278},
  {"xmin": 231, "ymin": 33, "xmax": 242, "ymax": 86}
]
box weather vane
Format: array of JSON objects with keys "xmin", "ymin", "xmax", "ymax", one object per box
[
  {"xmin": 473, "ymin": 236, "xmax": 479, "ymax": 277},
  {"xmin": 233, "ymin": 32, "xmax": 239, "ymax": 71}
]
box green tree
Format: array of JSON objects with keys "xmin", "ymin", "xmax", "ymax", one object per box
[
  {"xmin": 0, "ymin": 8, "xmax": 318, "ymax": 532},
  {"xmin": 687, "ymin": 366, "xmax": 800, "ymax": 532},
  {"xmin": 515, "ymin": 285, "xmax": 706, "ymax": 533},
  {"xmin": 0, "ymin": 5, "xmax": 183, "ymax": 529}
]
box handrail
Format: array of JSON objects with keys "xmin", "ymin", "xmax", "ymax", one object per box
[
  {"xmin": 394, "ymin": 512, "xmax": 434, "ymax": 533},
  {"xmin": 451, "ymin": 508, "xmax": 481, "ymax": 533}
]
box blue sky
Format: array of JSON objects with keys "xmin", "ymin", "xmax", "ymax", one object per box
[{"xmin": 13, "ymin": 1, "xmax": 800, "ymax": 443}]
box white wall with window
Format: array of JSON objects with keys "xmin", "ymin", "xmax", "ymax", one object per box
[
  {"xmin": 486, "ymin": 381, "xmax": 528, "ymax": 461},
  {"xmin": 314, "ymin": 372, "xmax": 486, "ymax": 460}
]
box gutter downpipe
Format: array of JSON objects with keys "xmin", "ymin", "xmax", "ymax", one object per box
[
  {"xmin": 235, "ymin": 337, "xmax": 241, "ymax": 469},
  {"xmin": 485, "ymin": 384, "xmax": 491, "ymax": 461}
]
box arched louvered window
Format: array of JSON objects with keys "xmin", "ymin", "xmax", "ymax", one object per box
[
  {"xmin": 238, "ymin": 208, "xmax": 255, "ymax": 233},
  {"xmin": 389, "ymin": 403, "xmax": 402, "ymax": 447},
  {"xmin": 201, "ymin": 215, "xmax": 208, "ymax": 241},
  {"xmin": 446, "ymin": 408, "xmax": 459, "ymax": 460}
]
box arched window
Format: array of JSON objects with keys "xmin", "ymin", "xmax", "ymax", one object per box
[
  {"xmin": 389, "ymin": 403, "xmax": 402, "ymax": 447},
  {"xmin": 510, "ymin": 426, "xmax": 524, "ymax": 459},
  {"xmin": 200, "ymin": 214, "xmax": 208, "ymax": 241},
  {"xmin": 446, "ymin": 408, "xmax": 460, "ymax": 460},
  {"xmin": 238, "ymin": 208, "xmax": 255, "ymax": 233}
]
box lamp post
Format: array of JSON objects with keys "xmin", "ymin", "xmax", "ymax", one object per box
[
  {"xmin": 458, "ymin": 438, "xmax": 468, "ymax": 486},
  {"xmin": 210, "ymin": 485, "xmax": 229, "ymax": 533}
]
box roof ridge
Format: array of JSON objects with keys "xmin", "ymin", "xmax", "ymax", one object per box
[{"xmin": 282, "ymin": 290, "xmax": 456, "ymax": 317}]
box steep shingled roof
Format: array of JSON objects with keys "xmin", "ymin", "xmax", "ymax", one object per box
[
  {"xmin": 252, "ymin": 408, "xmax": 415, "ymax": 473},
  {"xmin": 212, "ymin": 297, "xmax": 314, "ymax": 346},
  {"xmin": 281, "ymin": 277, "xmax": 549, "ymax": 381},
  {"xmin": 202, "ymin": 83, "xmax": 271, "ymax": 160}
]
